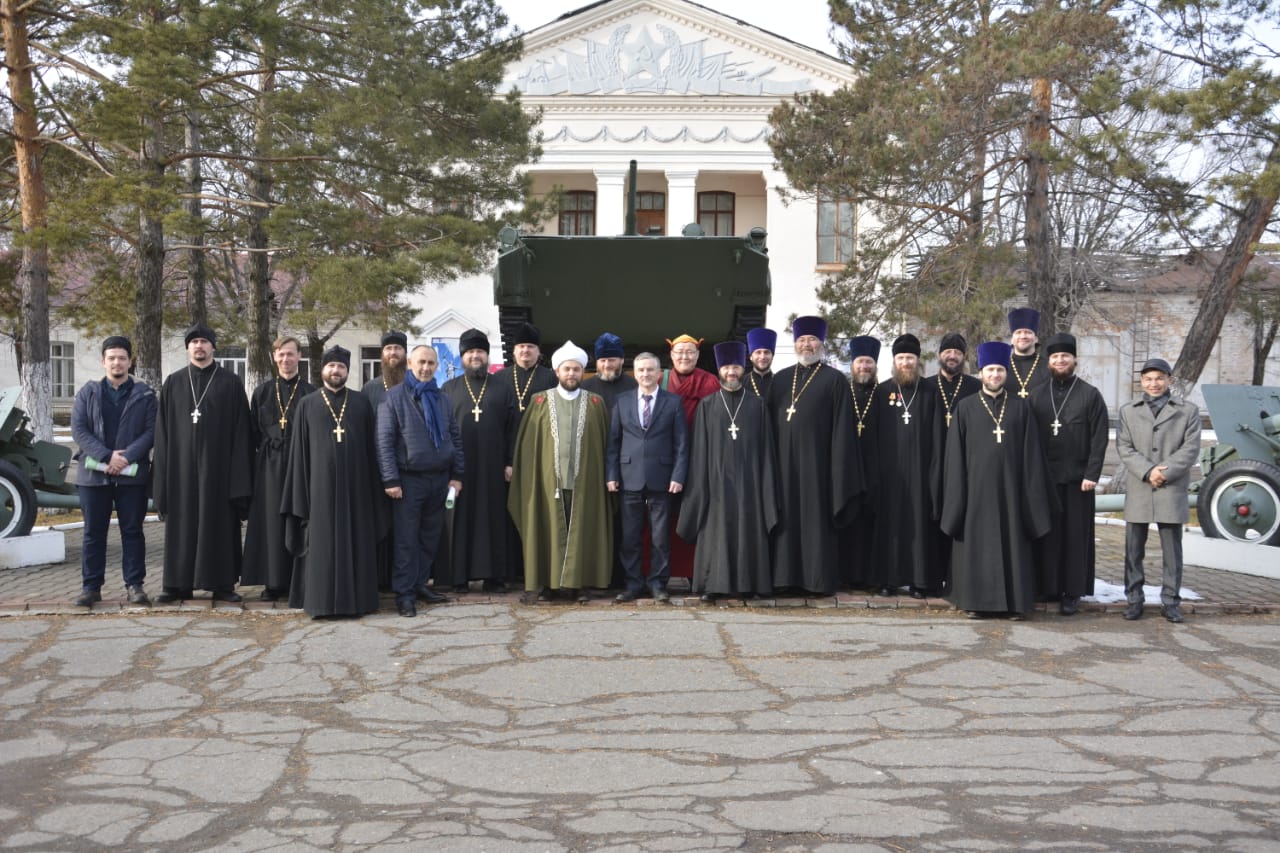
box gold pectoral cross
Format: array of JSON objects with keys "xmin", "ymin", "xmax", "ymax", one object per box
[
  {"xmin": 785, "ymin": 404, "xmax": 797, "ymax": 422},
  {"xmin": 279, "ymin": 416, "xmax": 288, "ymax": 430},
  {"xmin": 993, "ymin": 424, "xmax": 1005, "ymax": 444},
  {"xmin": 945, "ymin": 412, "xmax": 952, "ymax": 427},
  {"xmin": 857, "ymin": 422, "xmax": 864, "ymax": 436},
  {"xmin": 333, "ymin": 424, "xmax": 345, "ymax": 443},
  {"xmin": 1018, "ymin": 388, "xmax": 1029, "ymax": 399},
  {"xmin": 472, "ymin": 404, "xmax": 483, "ymax": 422}
]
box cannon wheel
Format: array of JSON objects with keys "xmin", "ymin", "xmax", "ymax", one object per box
[
  {"xmin": 0, "ymin": 460, "xmax": 38, "ymax": 539},
  {"xmin": 1198, "ymin": 459, "xmax": 1280, "ymax": 545}
]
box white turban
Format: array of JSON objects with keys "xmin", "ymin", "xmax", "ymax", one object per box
[{"xmin": 551, "ymin": 340, "xmax": 589, "ymax": 370}]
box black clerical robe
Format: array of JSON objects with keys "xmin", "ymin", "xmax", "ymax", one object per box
[
  {"xmin": 839, "ymin": 380, "xmax": 879, "ymax": 589},
  {"xmin": 768, "ymin": 362, "xmax": 863, "ymax": 595},
  {"xmin": 940, "ymin": 389, "xmax": 1054, "ymax": 614},
  {"xmin": 282, "ymin": 387, "xmax": 386, "ymax": 617},
  {"xmin": 747, "ymin": 370, "xmax": 774, "ymax": 401},
  {"xmin": 677, "ymin": 387, "xmax": 779, "ymax": 596},
  {"xmin": 496, "ymin": 364, "xmax": 556, "ymax": 417},
  {"xmin": 154, "ymin": 363, "xmax": 253, "ymax": 593},
  {"xmin": 1009, "ymin": 350, "xmax": 1050, "ymax": 401},
  {"xmin": 242, "ymin": 375, "xmax": 314, "ymax": 591},
  {"xmin": 581, "ymin": 374, "xmax": 638, "ymax": 417},
  {"xmin": 932, "ymin": 372, "xmax": 982, "ymax": 433},
  {"xmin": 868, "ymin": 378, "xmax": 946, "ymax": 594},
  {"xmin": 362, "ymin": 376, "xmax": 400, "ymax": 589},
  {"xmin": 439, "ymin": 373, "xmax": 519, "ymax": 585},
  {"xmin": 1030, "ymin": 374, "xmax": 1109, "ymax": 598}
]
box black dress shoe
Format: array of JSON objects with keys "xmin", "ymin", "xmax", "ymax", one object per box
[
  {"xmin": 155, "ymin": 589, "xmax": 191, "ymax": 604},
  {"xmin": 481, "ymin": 580, "xmax": 506, "ymax": 593},
  {"xmin": 259, "ymin": 588, "xmax": 279, "ymax": 602},
  {"xmin": 615, "ymin": 591, "xmax": 637, "ymax": 602},
  {"xmin": 212, "ymin": 590, "xmax": 243, "ymax": 603},
  {"xmin": 700, "ymin": 593, "xmax": 718, "ymax": 603},
  {"xmin": 877, "ymin": 587, "xmax": 895, "ymax": 597},
  {"xmin": 909, "ymin": 587, "xmax": 927, "ymax": 600},
  {"xmin": 1060, "ymin": 595, "xmax": 1080, "ymax": 616},
  {"xmin": 652, "ymin": 587, "xmax": 670, "ymax": 602},
  {"xmin": 1124, "ymin": 602, "xmax": 1144, "ymax": 621},
  {"xmin": 414, "ymin": 585, "xmax": 448, "ymax": 604},
  {"xmin": 125, "ymin": 585, "xmax": 150, "ymax": 606},
  {"xmin": 452, "ymin": 583, "xmax": 470, "ymax": 593},
  {"xmin": 74, "ymin": 589, "xmax": 101, "ymax": 607},
  {"xmin": 1162, "ymin": 604, "xmax": 1185, "ymax": 623},
  {"xmin": 398, "ymin": 599, "xmax": 417, "ymax": 617},
  {"xmin": 576, "ymin": 590, "xmax": 591, "ymax": 603}
]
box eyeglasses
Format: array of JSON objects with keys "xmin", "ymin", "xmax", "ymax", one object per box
[{"xmin": 671, "ymin": 348, "xmax": 698, "ymax": 356}]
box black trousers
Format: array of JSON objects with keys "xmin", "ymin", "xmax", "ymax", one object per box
[
  {"xmin": 391, "ymin": 470, "xmax": 448, "ymax": 602},
  {"xmin": 619, "ymin": 489, "xmax": 672, "ymax": 594}
]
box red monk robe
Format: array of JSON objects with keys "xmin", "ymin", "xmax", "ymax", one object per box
[{"xmin": 661, "ymin": 365, "xmax": 719, "ymax": 579}]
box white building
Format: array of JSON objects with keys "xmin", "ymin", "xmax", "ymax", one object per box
[{"xmin": 417, "ymin": 0, "xmax": 865, "ymax": 361}]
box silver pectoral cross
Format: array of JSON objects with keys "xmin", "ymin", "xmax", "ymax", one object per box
[
  {"xmin": 191, "ymin": 408, "xmax": 201, "ymax": 424},
  {"xmin": 1051, "ymin": 418, "xmax": 1061, "ymax": 436},
  {"xmin": 728, "ymin": 422, "xmax": 740, "ymax": 440},
  {"xmin": 902, "ymin": 410, "xmax": 912, "ymax": 425}
]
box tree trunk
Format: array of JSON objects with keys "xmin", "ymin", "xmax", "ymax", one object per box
[
  {"xmin": 1252, "ymin": 318, "xmax": 1278, "ymax": 386},
  {"xmin": 135, "ymin": 113, "xmax": 167, "ymax": 390},
  {"xmin": 1024, "ymin": 74, "xmax": 1059, "ymax": 338},
  {"xmin": 3, "ymin": 0, "xmax": 54, "ymax": 441},
  {"xmin": 1173, "ymin": 139, "xmax": 1280, "ymax": 393},
  {"xmin": 185, "ymin": 111, "xmax": 207, "ymax": 326},
  {"xmin": 246, "ymin": 45, "xmax": 277, "ymax": 390},
  {"xmin": 306, "ymin": 334, "xmax": 327, "ymax": 386}
]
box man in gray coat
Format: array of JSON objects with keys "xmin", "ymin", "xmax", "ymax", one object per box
[{"xmin": 1116, "ymin": 358, "xmax": 1201, "ymax": 622}]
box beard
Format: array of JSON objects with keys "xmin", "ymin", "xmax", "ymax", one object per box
[
  {"xmin": 559, "ymin": 376, "xmax": 580, "ymax": 391},
  {"xmin": 852, "ymin": 371, "xmax": 876, "ymax": 389},
  {"xmin": 381, "ymin": 357, "xmax": 406, "ymax": 387},
  {"xmin": 892, "ymin": 364, "xmax": 919, "ymax": 387},
  {"xmin": 465, "ymin": 363, "xmax": 488, "ymax": 381},
  {"xmin": 1049, "ymin": 364, "xmax": 1075, "ymax": 380},
  {"xmin": 940, "ymin": 356, "xmax": 963, "ymax": 377},
  {"xmin": 798, "ymin": 352, "xmax": 822, "ymax": 367},
  {"xmin": 596, "ymin": 366, "xmax": 622, "ymax": 382},
  {"xmin": 720, "ymin": 376, "xmax": 743, "ymax": 392}
]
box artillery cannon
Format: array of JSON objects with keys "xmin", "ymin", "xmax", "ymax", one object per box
[
  {"xmin": 1193, "ymin": 384, "xmax": 1280, "ymax": 545},
  {"xmin": 0, "ymin": 387, "xmax": 75, "ymax": 538}
]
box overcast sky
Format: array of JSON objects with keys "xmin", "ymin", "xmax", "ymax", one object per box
[{"xmin": 496, "ymin": 0, "xmax": 841, "ymax": 53}]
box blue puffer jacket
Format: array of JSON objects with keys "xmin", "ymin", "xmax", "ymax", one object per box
[
  {"xmin": 376, "ymin": 381, "xmax": 464, "ymax": 488},
  {"xmin": 71, "ymin": 377, "xmax": 158, "ymax": 487}
]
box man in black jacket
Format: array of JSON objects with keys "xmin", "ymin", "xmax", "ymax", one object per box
[{"xmin": 70, "ymin": 336, "xmax": 157, "ymax": 607}]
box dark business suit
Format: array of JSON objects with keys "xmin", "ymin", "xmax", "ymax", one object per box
[{"xmin": 607, "ymin": 387, "xmax": 690, "ymax": 594}]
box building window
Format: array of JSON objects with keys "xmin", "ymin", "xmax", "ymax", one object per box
[
  {"xmin": 217, "ymin": 346, "xmax": 247, "ymax": 384},
  {"xmin": 361, "ymin": 346, "xmax": 383, "ymax": 386},
  {"xmin": 817, "ymin": 196, "xmax": 857, "ymax": 266},
  {"xmin": 637, "ymin": 191, "xmax": 665, "ymax": 235},
  {"xmin": 51, "ymin": 342, "xmax": 75, "ymax": 399},
  {"xmin": 697, "ymin": 191, "xmax": 735, "ymax": 236},
  {"xmin": 559, "ymin": 191, "xmax": 596, "ymax": 235}
]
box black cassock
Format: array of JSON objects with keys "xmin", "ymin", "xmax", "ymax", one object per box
[
  {"xmin": 496, "ymin": 364, "xmax": 556, "ymax": 417},
  {"xmin": 868, "ymin": 378, "xmax": 946, "ymax": 594},
  {"xmin": 1030, "ymin": 375, "xmax": 1109, "ymax": 598},
  {"xmin": 940, "ymin": 389, "xmax": 1054, "ymax": 614},
  {"xmin": 439, "ymin": 373, "xmax": 519, "ymax": 585},
  {"xmin": 282, "ymin": 387, "xmax": 386, "ymax": 617},
  {"xmin": 677, "ymin": 387, "xmax": 779, "ymax": 596},
  {"xmin": 746, "ymin": 370, "xmax": 773, "ymax": 401},
  {"xmin": 362, "ymin": 377, "xmax": 399, "ymax": 591},
  {"xmin": 839, "ymin": 381, "xmax": 879, "ymax": 589},
  {"xmin": 1010, "ymin": 350, "xmax": 1050, "ymax": 401},
  {"xmin": 931, "ymin": 371, "xmax": 982, "ymax": 588},
  {"xmin": 154, "ymin": 363, "xmax": 253, "ymax": 592},
  {"xmin": 242, "ymin": 375, "xmax": 314, "ymax": 591},
  {"xmin": 581, "ymin": 374, "xmax": 638, "ymax": 417},
  {"xmin": 768, "ymin": 363, "xmax": 863, "ymax": 595}
]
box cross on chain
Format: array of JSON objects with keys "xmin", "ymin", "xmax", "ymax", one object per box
[
  {"xmin": 785, "ymin": 404, "xmax": 797, "ymax": 422},
  {"xmin": 857, "ymin": 422, "xmax": 864, "ymax": 436},
  {"xmin": 471, "ymin": 404, "xmax": 483, "ymax": 422},
  {"xmin": 992, "ymin": 424, "xmax": 1005, "ymax": 444},
  {"xmin": 1051, "ymin": 419, "xmax": 1062, "ymax": 436},
  {"xmin": 1018, "ymin": 388, "xmax": 1030, "ymax": 399},
  {"xmin": 901, "ymin": 410, "xmax": 912, "ymax": 425},
  {"xmin": 945, "ymin": 412, "xmax": 952, "ymax": 427},
  {"xmin": 279, "ymin": 416, "xmax": 288, "ymax": 430},
  {"xmin": 333, "ymin": 424, "xmax": 345, "ymax": 443},
  {"xmin": 728, "ymin": 422, "xmax": 740, "ymax": 440},
  {"xmin": 191, "ymin": 408, "xmax": 201, "ymax": 424}
]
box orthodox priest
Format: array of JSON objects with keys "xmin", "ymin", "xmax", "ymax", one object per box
[
  {"xmin": 768, "ymin": 316, "xmax": 862, "ymax": 595},
  {"xmin": 580, "ymin": 332, "xmax": 637, "ymax": 414},
  {"xmin": 1029, "ymin": 333, "xmax": 1109, "ymax": 615},
  {"xmin": 363, "ymin": 330, "xmax": 407, "ymax": 591},
  {"xmin": 677, "ymin": 341, "xmax": 778, "ymax": 601},
  {"xmin": 933, "ymin": 333, "xmax": 981, "ymax": 431},
  {"xmin": 243, "ymin": 336, "xmax": 314, "ymax": 601},
  {"xmin": 745, "ymin": 327, "xmax": 776, "ymax": 400},
  {"xmin": 153, "ymin": 323, "xmax": 253, "ymax": 603},
  {"xmin": 867, "ymin": 334, "xmax": 946, "ymax": 598},
  {"xmin": 495, "ymin": 321, "xmax": 556, "ymax": 417},
  {"xmin": 508, "ymin": 341, "xmax": 613, "ymax": 601},
  {"xmin": 1007, "ymin": 308, "xmax": 1049, "ymax": 401},
  {"xmin": 841, "ymin": 335, "xmax": 881, "ymax": 589},
  {"xmin": 440, "ymin": 328, "xmax": 519, "ymax": 592},
  {"xmin": 941, "ymin": 341, "xmax": 1055, "ymax": 619},
  {"xmin": 282, "ymin": 346, "xmax": 385, "ymax": 618}
]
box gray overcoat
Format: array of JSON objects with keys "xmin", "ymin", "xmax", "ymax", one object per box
[{"xmin": 1116, "ymin": 395, "xmax": 1201, "ymax": 523}]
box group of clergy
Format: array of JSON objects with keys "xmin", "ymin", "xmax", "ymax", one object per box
[{"xmin": 113, "ymin": 302, "xmax": 1133, "ymax": 622}]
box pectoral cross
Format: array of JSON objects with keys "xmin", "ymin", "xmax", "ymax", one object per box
[
  {"xmin": 857, "ymin": 422, "xmax": 864, "ymax": 436},
  {"xmin": 785, "ymin": 404, "xmax": 797, "ymax": 422},
  {"xmin": 946, "ymin": 412, "xmax": 952, "ymax": 427},
  {"xmin": 191, "ymin": 408, "xmax": 201, "ymax": 424},
  {"xmin": 279, "ymin": 416, "xmax": 288, "ymax": 431},
  {"xmin": 333, "ymin": 424, "xmax": 345, "ymax": 443},
  {"xmin": 1051, "ymin": 418, "xmax": 1062, "ymax": 436},
  {"xmin": 1018, "ymin": 388, "xmax": 1029, "ymax": 399},
  {"xmin": 471, "ymin": 404, "xmax": 483, "ymax": 422},
  {"xmin": 993, "ymin": 424, "xmax": 1005, "ymax": 444},
  {"xmin": 902, "ymin": 410, "xmax": 912, "ymax": 425},
  {"xmin": 728, "ymin": 422, "xmax": 740, "ymax": 440}
]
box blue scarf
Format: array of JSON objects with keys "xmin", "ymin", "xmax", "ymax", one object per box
[{"xmin": 404, "ymin": 371, "xmax": 446, "ymax": 448}]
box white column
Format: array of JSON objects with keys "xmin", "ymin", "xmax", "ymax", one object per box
[
  {"xmin": 594, "ymin": 169, "xmax": 627, "ymax": 236},
  {"xmin": 665, "ymin": 169, "xmax": 698, "ymax": 234}
]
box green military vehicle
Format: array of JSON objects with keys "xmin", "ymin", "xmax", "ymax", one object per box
[
  {"xmin": 0, "ymin": 386, "xmax": 75, "ymax": 537},
  {"xmin": 493, "ymin": 165, "xmax": 771, "ymax": 371}
]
